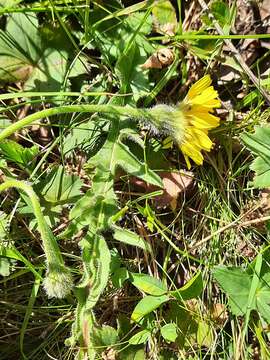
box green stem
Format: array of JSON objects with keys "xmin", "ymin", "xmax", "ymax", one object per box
[
  {"xmin": 0, "ymin": 179, "xmax": 63, "ymax": 266},
  {"xmin": 0, "ymin": 6, "xmax": 86, "ymax": 14},
  {"xmin": 0, "ymin": 91, "xmax": 117, "ymax": 101},
  {"xmin": 0, "ymin": 104, "xmax": 149, "ymax": 142},
  {"xmin": 149, "ymin": 33, "xmax": 270, "ymax": 41}
]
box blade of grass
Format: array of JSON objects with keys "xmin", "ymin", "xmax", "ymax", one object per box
[{"xmin": 20, "ymin": 274, "xmax": 42, "ymax": 359}]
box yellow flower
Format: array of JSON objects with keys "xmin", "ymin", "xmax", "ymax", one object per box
[{"xmin": 179, "ymin": 75, "xmax": 221, "ymax": 169}]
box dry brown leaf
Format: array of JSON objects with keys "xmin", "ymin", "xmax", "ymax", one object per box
[
  {"xmin": 141, "ymin": 48, "xmax": 174, "ymax": 69},
  {"xmin": 102, "ymin": 348, "xmax": 117, "ymax": 360},
  {"xmin": 260, "ymin": 0, "xmax": 270, "ymax": 20},
  {"xmin": 158, "ymin": 171, "xmax": 194, "ymax": 209},
  {"xmin": 130, "ymin": 171, "xmax": 194, "ymax": 210},
  {"xmin": 210, "ymin": 303, "xmax": 228, "ymax": 326}
]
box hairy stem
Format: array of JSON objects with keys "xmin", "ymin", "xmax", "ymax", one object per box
[
  {"xmin": 0, "ymin": 179, "xmax": 73, "ymax": 297},
  {"xmin": 0, "ymin": 104, "xmax": 150, "ymax": 141}
]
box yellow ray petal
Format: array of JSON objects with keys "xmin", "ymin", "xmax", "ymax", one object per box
[
  {"xmin": 183, "ymin": 154, "xmax": 191, "ymax": 169},
  {"xmin": 187, "ymin": 75, "xmax": 212, "ymax": 100},
  {"xmin": 190, "ymin": 114, "xmax": 220, "ymax": 129},
  {"xmin": 191, "ymin": 128, "xmax": 213, "ymax": 151},
  {"xmin": 191, "ymin": 87, "xmax": 219, "ymax": 104},
  {"xmin": 180, "ymin": 143, "xmax": 204, "ymax": 165}
]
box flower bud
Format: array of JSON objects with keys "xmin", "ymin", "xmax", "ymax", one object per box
[{"xmin": 43, "ymin": 263, "xmax": 73, "ymax": 299}]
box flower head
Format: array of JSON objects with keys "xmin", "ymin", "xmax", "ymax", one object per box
[
  {"xmin": 178, "ymin": 75, "xmax": 221, "ymax": 168},
  {"xmin": 146, "ymin": 75, "xmax": 220, "ymax": 168}
]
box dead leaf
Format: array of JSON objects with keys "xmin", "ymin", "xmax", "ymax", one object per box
[
  {"xmin": 158, "ymin": 171, "xmax": 194, "ymax": 209},
  {"xmin": 260, "ymin": 0, "xmax": 270, "ymax": 20},
  {"xmin": 210, "ymin": 303, "xmax": 228, "ymax": 326},
  {"xmin": 130, "ymin": 171, "xmax": 194, "ymax": 210},
  {"xmin": 141, "ymin": 48, "xmax": 174, "ymax": 69},
  {"xmin": 102, "ymin": 348, "xmax": 116, "ymax": 360}
]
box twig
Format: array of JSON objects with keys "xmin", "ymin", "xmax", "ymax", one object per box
[
  {"xmin": 198, "ymin": 0, "xmax": 270, "ymax": 105},
  {"xmin": 191, "ymin": 214, "xmax": 270, "ymax": 250}
]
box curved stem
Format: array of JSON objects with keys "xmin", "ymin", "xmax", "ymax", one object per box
[
  {"xmin": 0, "ymin": 104, "xmax": 149, "ymax": 141},
  {"xmin": 0, "ymin": 179, "xmax": 64, "ymax": 266}
]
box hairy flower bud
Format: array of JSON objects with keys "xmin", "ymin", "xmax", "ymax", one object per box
[{"xmin": 43, "ymin": 263, "xmax": 73, "ymax": 299}]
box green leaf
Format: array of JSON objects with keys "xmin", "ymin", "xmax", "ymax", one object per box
[
  {"xmin": 212, "ymin": 264, "xmax": 270, "ymax": 320},
  {"xmin": 0, "ymin": 13, "xmax": 69, "ymax": 91},
  {"xmin": 211, "ymin": 1, "xmax": 230, "ymax": 26},
  {"xmin": 93, "ymin": 325, "xmax": 118, "ymax": 347},
  {"xmin": 62, "ymin": 118, "xmax": 102, "ymax": 156},
  {"xmin": 152, "ymin": 0, "xmax": 177, "ymax": 36},
  {"xmin": 131, "ymin": 294, "xmax": 169, "ymax": 322},
  {"xmin": 255, "ymin": 272, "xmax": 270, "ymax": 322},
  {"xmin": 6, "ymin": 12, "xmax": 41, "ymax": 62},
  {"xmin": 196, "ymin": 320, "xmax": 213, "ymax": 348},
  {"xmin": 113, "ymin": 226, "xmax": 152, "ymax": 252},
  {"xmin": 130, "ymin": 273, "xmax": 168, "ymax": 295},
  {"xmin": 129, "ymin": 329, "xmax": 151, "ymax": 345},
  {"xmin": 0, "ymin": 0, "xmax": 22, "ymax": 7},
  {"xmin": 213, "ymin": 266, "xmax": 253, "ymax": 316},
  {"xmin": 66, "ymin": 120, "xmax": 161, "ymax": 237},
  {"xmin": 160, "ymin": 323, "xmax": 178, "ymax": 343},
  {"xmin": 241, "ymin": 127, "xmax": 270, "ymax": 188},
  {"xmin": 112, "ymin": 267, "xmax": 130, "ymax": 288},
  {"xmin": 21, "ymin": 166, "xmax": 83, "ymax": 228},
  {"xmin": 170, "ymin": 271, "xmax": 203, "ymax": 300},
  {"xmin": 0, "ymin": 211, "xmax": 9, "ymax": 239},
  {"xmin": 90, "ymin": 122, "xmax": 162, "ymax": 187},
  {"xmin": 115, "ymin": 41, "xmax": 151, "ymax": 102},
  {"xmin": 77, "ymin": 232, "xmax": 111, "ymax": 308},
  {"xmin": 24, "ymin": 48, "xmax": 68, "ymax": 92},
  {"xmin": 67, "ymin": 185, "xmax": 117, "ymax": 235},
  {"xmin": 0, "ymin": 55, "xmax": 32, "ymax": 83},
  {"xmin": 0, "ymin": 13, "xmax": 40, "ymax": 82},
  {"xmin": 0, "ymin": 140, "xmax": 38, "ymax": 170},
  {"xmin": 202, "ymin": 1, "xmax": 230, "ymax": 27},
  {"xmin": 0, "ymin": 246, "xmax": 41, "ymax": 279},
  {"xmin": 119, "ymin": 347, "xmax": 145, "ymax": 360},
  {"xmin": 40, "ymin": 166, "xmax": 83, "ymax": 204}
]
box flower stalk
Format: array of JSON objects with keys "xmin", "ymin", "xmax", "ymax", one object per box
[
  {"xmin": 0, "ymin": 179, "xmax": 73, "ymax": 298},
  {"xmin": 0, "ymin": 75, "xmax": 220, "ymax": 170}
]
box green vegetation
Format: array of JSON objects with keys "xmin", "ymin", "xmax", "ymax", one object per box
[{"xmin": 1, "ymin": 1, "xmax": 270, "ymax": 359}]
